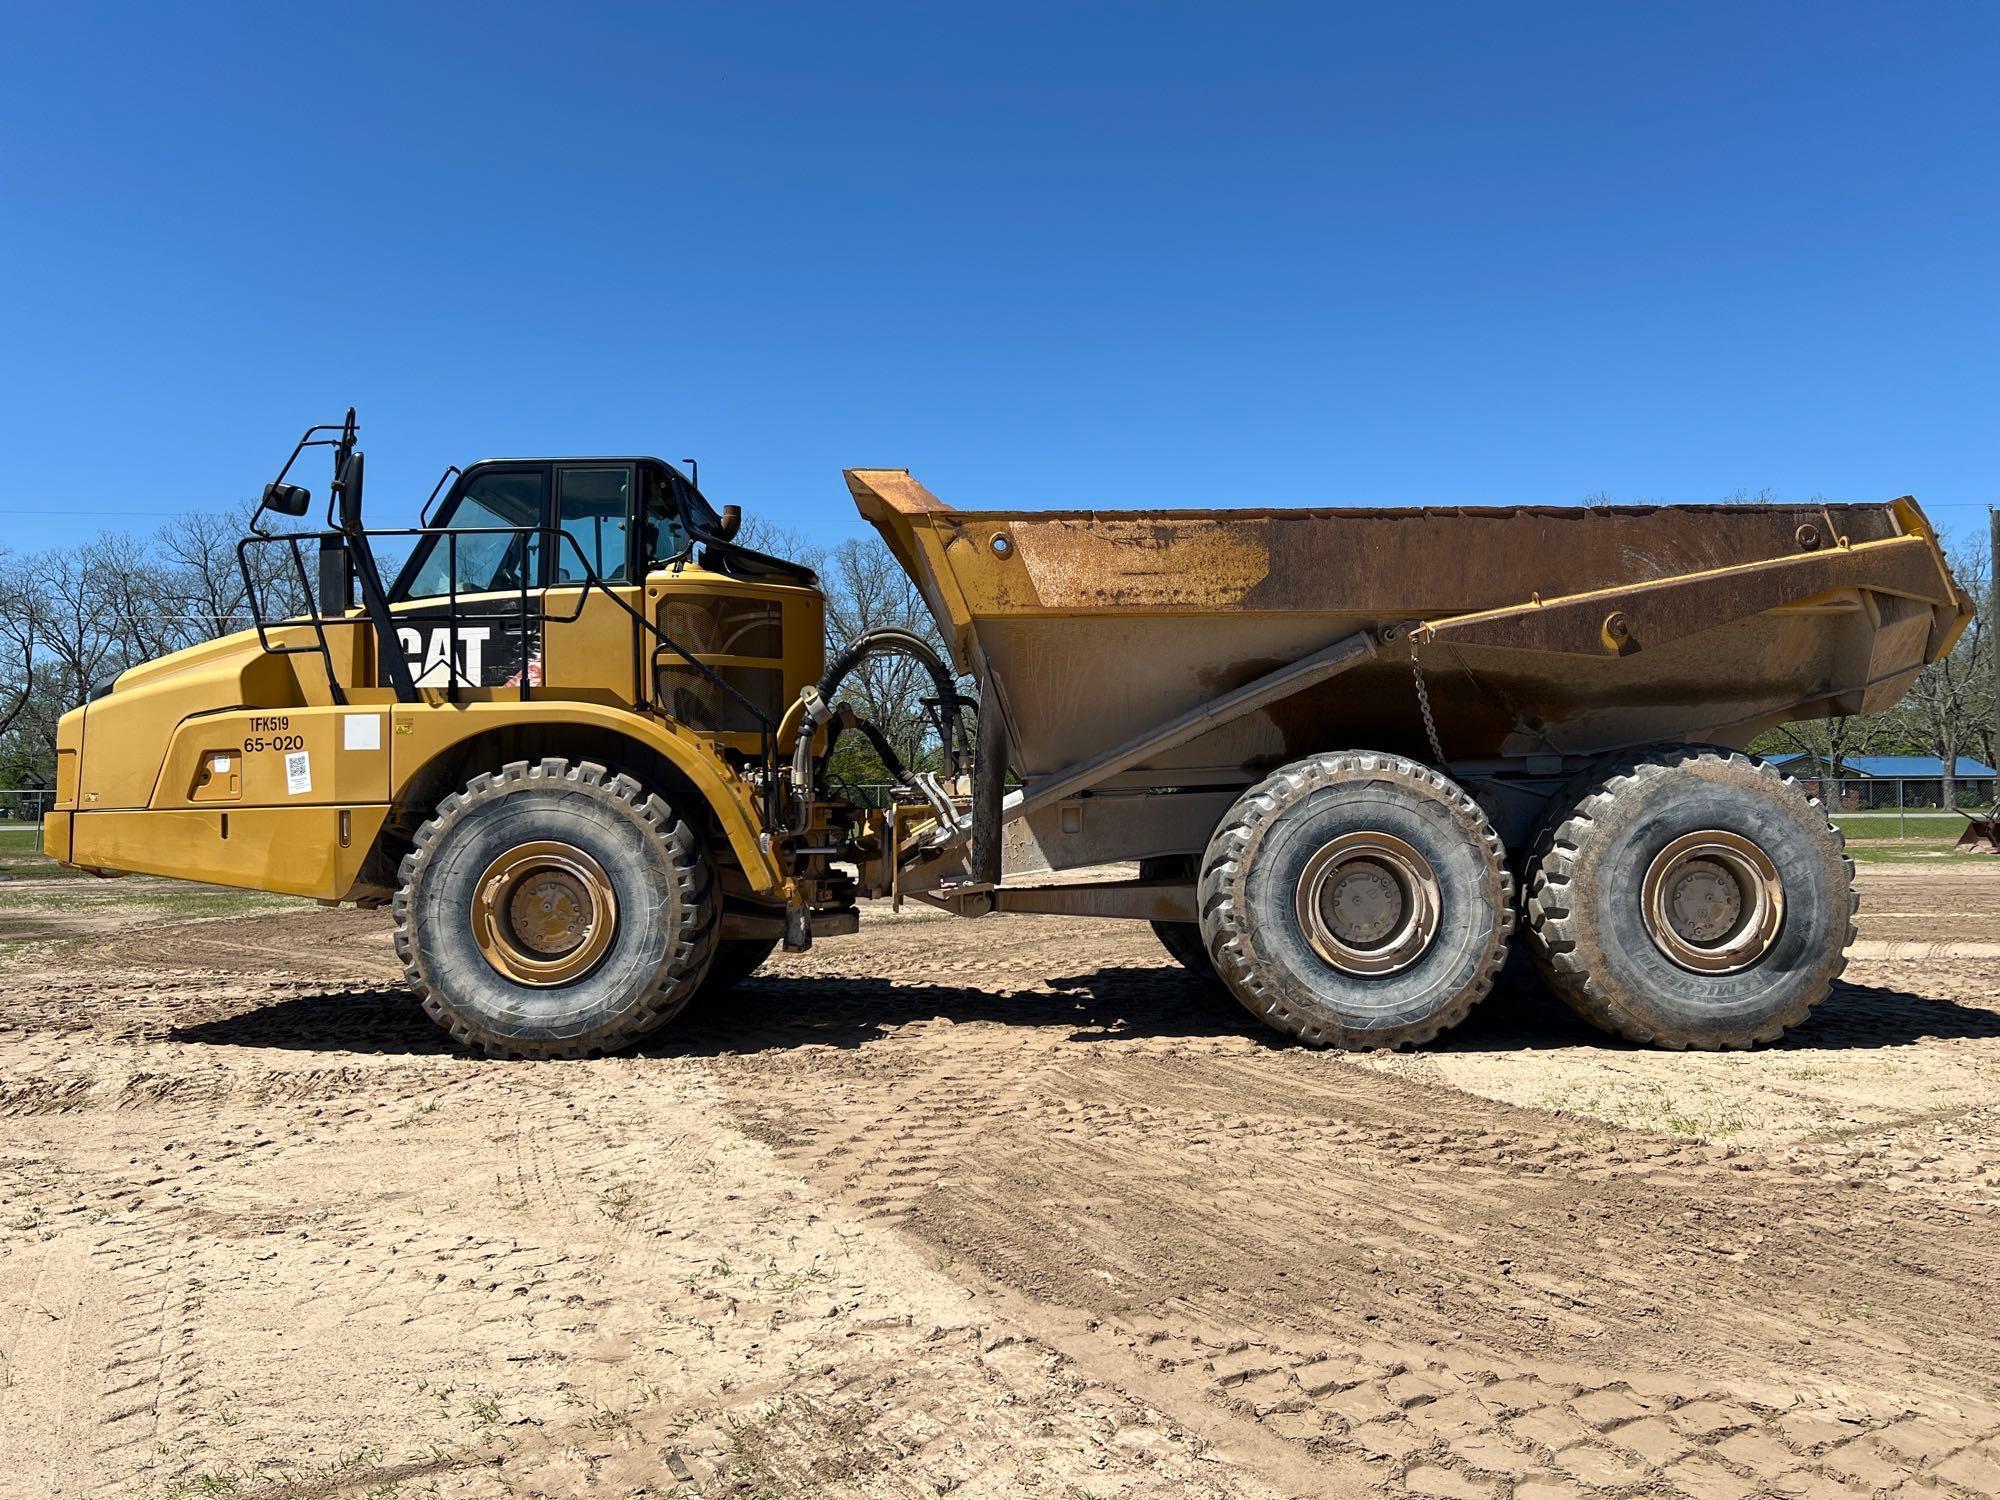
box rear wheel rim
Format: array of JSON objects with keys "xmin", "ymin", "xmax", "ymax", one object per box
[
  {"xmin": 1294, "ymin": 831, "xmax": 1441, "ymax": 976},
  {"xmin": 1640, "ymin": 829, "xmax": 1784, "ymax": 974},
  {"xmin": 471, "ymin": 840, "xmax": 619, "ymax": 985}
]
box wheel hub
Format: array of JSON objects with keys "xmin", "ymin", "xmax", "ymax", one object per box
[
  {"xmin": 1327, "ymin": 861, "xmax": 1403, "ymax": 945},
  {"xmin": 1295, "ymin": 832, "xmax": 1440, "ymax": 976},
  {"xmin": 1640, "ymin": 830, "xmax": 1784, "ymax": 974},
  {"xmin": 472, "ymin": 841, "xmax": 619, "ymax": 986},
  {"xmin": 1665, "ymin": 859, "xmax": 1741, "ymax": 944},
  {"xmin": 507, "ymin": 872, "xmax": 593, "ymax": 956}
]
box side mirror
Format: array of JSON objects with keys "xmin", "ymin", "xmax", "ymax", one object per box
[
  {"xmin": 263, "ymin": 481, "xmax": 312, "ymax": 517},
  {"xmin": 717, "ymin": 504, "xmax": 742, "ymax": 542}
]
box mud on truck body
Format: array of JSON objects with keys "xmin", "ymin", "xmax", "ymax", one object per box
[{"xmin": 48, "ymin": 413, "xmax": 1972, "ymax": 1055}]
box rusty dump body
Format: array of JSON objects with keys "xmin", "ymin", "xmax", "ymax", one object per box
[{"xmin": 850, "ymin": 469, "xmax": 1971, "ymax": 873}]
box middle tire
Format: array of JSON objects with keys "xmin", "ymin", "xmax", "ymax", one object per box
[
  {"xmin": 697, "ymin": 937, "xmax": 781, "ymax": 999},
  {"xmin": 1141, "ymin": 855, "xmax": 1218, "ymax": 980},
  {"xmin": 1199, "ymin": 751, "xmax": 1513, "ymax": 1048}
]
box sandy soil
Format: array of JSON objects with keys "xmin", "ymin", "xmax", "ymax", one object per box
[{"xmin": 3, "ymin": 863, "xmax": 2000, "ymax": 1497}]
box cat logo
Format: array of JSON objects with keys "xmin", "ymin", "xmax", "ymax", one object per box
[{"xmin": 396, "ymin": 625, "xmax": 491, "ymax": 688}]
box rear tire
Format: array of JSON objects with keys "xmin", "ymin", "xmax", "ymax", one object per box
[
  {"xmin": 1199, "ymin": 752, "xmax": 1512, "ymax": 1048},
  {"xmin": 1522, "ymin": 746, "xmax": 1854, "ymax": 1048},
  {"xmin": 393, "ymin": 758, "xmax": 719, "ymax": 1058},
  {"xmin": 1141, "ymin": 855, "xmax": 1216, "ymax": 979}
]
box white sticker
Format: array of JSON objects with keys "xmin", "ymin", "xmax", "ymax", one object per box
[
  {"xmin": 212, "ymin": 755, "xmax": 232, "ymax": 772},
  {"xmin": 285, "ymin": 750, "xmax": 312, "ymax": 796},
  {"xmin": 342, "ymin": 713, "xmax": 383, "ymax": 751}
]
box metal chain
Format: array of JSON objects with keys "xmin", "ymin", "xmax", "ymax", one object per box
[{"xmin": 1409, "ymin": 635, "xmax": 1448, "ymax": 766}]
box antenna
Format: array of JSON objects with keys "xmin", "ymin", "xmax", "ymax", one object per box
[{"xmin": 683, "ymin": 457, "xmax": 699, "ymax": 490}]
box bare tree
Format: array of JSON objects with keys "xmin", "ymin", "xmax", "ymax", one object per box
[
  {"xmin": 90, "ymin": 538, "xmax": 183, "ymax": 666},
  {"xmin": 1776, "ymin": 716, "xmax": 1896, "ymax": 812},
  {"xmin": 1891, "ymin": 545, "xmax": 1991, "ymax": 809},
  {"xmin": 730, "ymin": 521, "xmax": 964, "ymax": 789},
  {"xmin": 816, "ymin": 536, "xmax": 971, "ymax": 783},
  {"xmin": 0, "ymin": 549, "xmax": 35, "ymax": 738},
  {"xmin": 5, "ymin": 545, "xmax": 129, "ymax": 773},
  {"xmin": 27, "ymin": 547, "xmax": 124, "ymax": 705},
  {"xmin": 157, "ymin": 505, "xmax": 262, "ymax": 643}
]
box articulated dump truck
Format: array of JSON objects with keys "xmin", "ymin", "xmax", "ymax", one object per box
[{"xmin": 47, "ymin": 414, "xmax": 1970, "ymax": 1056}]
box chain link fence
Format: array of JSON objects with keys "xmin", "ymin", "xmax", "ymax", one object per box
[
  {"xmin": 1789, "ymin": 775, "xmax": 1995, "ymax": 840},
  {"xmin": 0, "ymin": 787, "xmax": 53, "ymax": 821},
  {"xmin": 0, "ymin": 789, "xmax": 53, "ymax": 853}
]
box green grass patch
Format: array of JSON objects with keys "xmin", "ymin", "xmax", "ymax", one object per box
[
  {"xmin": 0, "ymin": 825, "xmax": 43, "ymax": 851},
  {"xmin": 0, "ymin": 855, "xmax": 72, "ymax": 881},
  {"xmin": 0, "ymin": 885, "xmax": 292, "ymax": 916},
  {"xmin": 135, "ymin": 888, "xmax": 296, "ymax": 917},
  {"xmin": 1831, "ymin": 811, "xmax": 1981, "ymax": 840}
]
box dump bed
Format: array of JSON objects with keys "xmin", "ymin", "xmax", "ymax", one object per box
[{"xmin": 849, "ymin": 470, "xmax": 1970, "ymax": 787}]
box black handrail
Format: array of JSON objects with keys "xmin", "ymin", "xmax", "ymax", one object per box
[
  {"xmin": 236, "ymin": 523, "xmax": 779, "ymax": 742},
  {"xmin": 418, "ymin": 465, "xmax": 462, "ymax": 527}
]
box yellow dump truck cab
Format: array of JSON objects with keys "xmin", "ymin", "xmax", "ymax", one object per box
[{"xmin": 49, "ymin": 422, "xmax": 892, "ymax": 1057}]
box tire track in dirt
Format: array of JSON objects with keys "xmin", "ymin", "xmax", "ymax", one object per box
[
  {"xmin": 708, "ymin": 910, "xmax": 2000, "ymax": 1498},
  {"xmin": 88, "ymin": 1235, "xmax": 197, "ymax": 1497},
  {"xmin": 0, "ymin": 966, "xmax": 1275, "ymax": 1498},
  {"xmin": 9, "ymin": 874, "xmax": 2000, "ymax": 1495}
]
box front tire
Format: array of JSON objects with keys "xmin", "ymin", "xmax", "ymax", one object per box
[
  {"xmin": 1199, "ymin": 752, "xmax": 1512, "ymax": 1048},
  {"xmin": 1522, "ymin": 746, "xmax": 1853, "ymax": 1049},
  {"xmin": 393, "ymin": 758, "xmax": 720, "ymax": 1058}
]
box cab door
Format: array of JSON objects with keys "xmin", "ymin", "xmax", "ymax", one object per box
[
  {"xmin": 384, "ymin": 463, "xmax": 548, "ymax": 695},
  {"xmin": 541, "ymin": 463, "xmax": 644, "ymax": 704}
]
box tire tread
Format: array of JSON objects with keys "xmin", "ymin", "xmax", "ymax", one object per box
[
  {"xmin": 1200, "ymin": 751, "xmax": 1513, "ymax": 1049},
  {"xmin": 391, "ymin": 758, "xmax": 719, "ymax": 1058},
  {"xmin": 1521, "ymin": 745, "xmax": 1854, "ymax": 1049}
]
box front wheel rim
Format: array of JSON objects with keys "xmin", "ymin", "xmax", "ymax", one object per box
[
  {"xmin": 471, "ymin": 840, "xmax": 619, "ymax": 986},
  {"xmin": 1294, "ymin": 831, "xmax": 1441, "ymax": 976},
  {"xmin": 1640, "ymin": 829, "xmax": 1785, "ymax": 974}
]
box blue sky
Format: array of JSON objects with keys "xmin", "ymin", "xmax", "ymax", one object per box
[{"xmin": 0, "ymin": 3, "xmax": 1993, "ymax": 552}]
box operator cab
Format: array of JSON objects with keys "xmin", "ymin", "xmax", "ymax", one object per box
[
  {"xmin": 392, "ymin": 459, "xmax": 696, "ymax": 602},
  {"xmin": 391, "ymin": 456, "xmax": 799, "ymax": 604},
  {"xmin": 240, "ymin": 412, "xmax": 820, "ymax": 741},
  {"xmin": 376, "ymin": 457, "xmax": 815, "ymax": 702}
]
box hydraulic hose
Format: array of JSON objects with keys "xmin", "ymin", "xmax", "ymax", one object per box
[
  {"xmin": 851, "ymin": 718, "xmax": 914, "ymax": 787},
  {"xmin": 816, "ymin": 628, "xmax": 970, "ymax": 784}
]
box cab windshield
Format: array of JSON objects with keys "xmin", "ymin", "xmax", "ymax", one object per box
[{"xmin": 403, "ymin": 469, "xmax": 544, "ymax": 598}]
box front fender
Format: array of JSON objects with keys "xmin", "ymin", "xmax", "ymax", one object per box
[{"xmin": 388, "ymin": 701, "xmax": 782, "ymax": 893}]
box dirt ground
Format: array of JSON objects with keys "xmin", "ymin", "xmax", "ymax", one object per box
[{"xmin": 5, "ymin": 862, "xmax": 2000, "ymax": 1498}]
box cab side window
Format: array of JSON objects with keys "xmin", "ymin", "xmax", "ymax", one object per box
[
  {"xmin": 644, "ymin": 468, "xmax": 691, "ymax": 568},
  {"xmin": 555, "ymin": 465, "xmax": 633, "ymax": 584},
  {"xmin": 403, "ymin": 468, "xmax": 545, "ymax": 598}
]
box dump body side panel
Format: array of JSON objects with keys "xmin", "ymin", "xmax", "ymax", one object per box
[{"xmin": 849, "ymin": 471, "xmax": 1971, "ymax": 869}]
